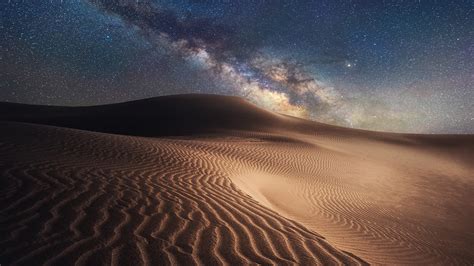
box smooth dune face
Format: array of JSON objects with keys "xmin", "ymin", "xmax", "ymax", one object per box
[{"xmin": 0, "ymin": 95, "xmax": 473, "ymax": 265}]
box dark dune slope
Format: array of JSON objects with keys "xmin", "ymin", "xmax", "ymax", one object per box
[
  {"xmin": 0, "ymin": 94, "xmax": 287, "ymax": 136},
  {"xmin": 2, "ymin": 94, "xmax": 473, "ymax": 147}
]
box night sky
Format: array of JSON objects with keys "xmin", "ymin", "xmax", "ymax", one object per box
[{"xmin": 1, "ymin": 0, "xmax": 473, "ymax": 133}]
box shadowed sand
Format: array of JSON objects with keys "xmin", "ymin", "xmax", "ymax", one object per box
[{"xmin": 1, "ymin": 94, "xmax": 473, "ymax": 265}]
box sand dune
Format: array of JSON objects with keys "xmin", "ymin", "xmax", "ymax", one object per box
[{"xmin": 1, "ymin": 94, "xmax": 473, "ymax": 265}]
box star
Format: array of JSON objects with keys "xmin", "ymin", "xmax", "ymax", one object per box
[{"xmin": 1, "ymin": 0, "xmax": 472, "ymax": 133}]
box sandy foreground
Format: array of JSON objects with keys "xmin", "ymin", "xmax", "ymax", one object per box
[{"xmin": 1, "ymin": 94, "xmax": 473, "ymax": 265}]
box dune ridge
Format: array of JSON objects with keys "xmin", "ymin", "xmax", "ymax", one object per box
[{"xmin": 1, "ymin": 94, "xmax": 473, "ymax": 265}]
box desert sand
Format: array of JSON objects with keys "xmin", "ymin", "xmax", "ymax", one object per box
[{"xmin": 1, "ymin": 94, "xmax": 473, "ymax": 265}]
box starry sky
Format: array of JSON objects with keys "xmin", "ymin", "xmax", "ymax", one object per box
[{"xmin": 1, "ymin": 0, "xmax": 473, "ymax": 133}]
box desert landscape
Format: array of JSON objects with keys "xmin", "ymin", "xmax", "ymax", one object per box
[{"xmin": 0, "ymin": 94, "xmax": 473, "ymax": 265}]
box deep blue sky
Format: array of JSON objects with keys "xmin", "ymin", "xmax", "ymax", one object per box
[{"xmin": 1, "ymin": 0, "xmax": 473, "ymax": 133}]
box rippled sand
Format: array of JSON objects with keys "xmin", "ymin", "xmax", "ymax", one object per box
[{"xmin": 1, "ymin": 95, "xmax": 472, "ymax": 265}]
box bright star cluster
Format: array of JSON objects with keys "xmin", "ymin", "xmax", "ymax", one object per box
[{"xmin": 1, "ymin": 0, "xmax": 472, "ymax": 133}]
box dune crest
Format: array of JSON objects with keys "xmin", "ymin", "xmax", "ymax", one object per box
[{"xmin": 1, "ymin": 95, "xmax": 473, "ymax": 264}]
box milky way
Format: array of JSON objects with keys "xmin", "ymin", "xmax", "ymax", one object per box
[{"xmin": 1, "ymin": 0, "xmax": 473, "ymax": 133}]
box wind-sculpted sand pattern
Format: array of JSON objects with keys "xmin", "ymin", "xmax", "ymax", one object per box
[
  {"xmin": 0, "ymin": 122, "xmax": 366, "ymax": 265},
  {"xmin": 222, "ymin": 131, "xmax": 474, "ymax": 265},
  {"xmin": 1, "ymin": 95, "xmax": 473, "ymax": 265}
]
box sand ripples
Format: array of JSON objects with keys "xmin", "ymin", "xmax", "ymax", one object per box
[
  {"xmin": 1, "ymin": 95, "xmax": 472, "ymax": 264},
  {"xmin": 0, "ymin": 122, "xmax": 366, "ymax": 265}
]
